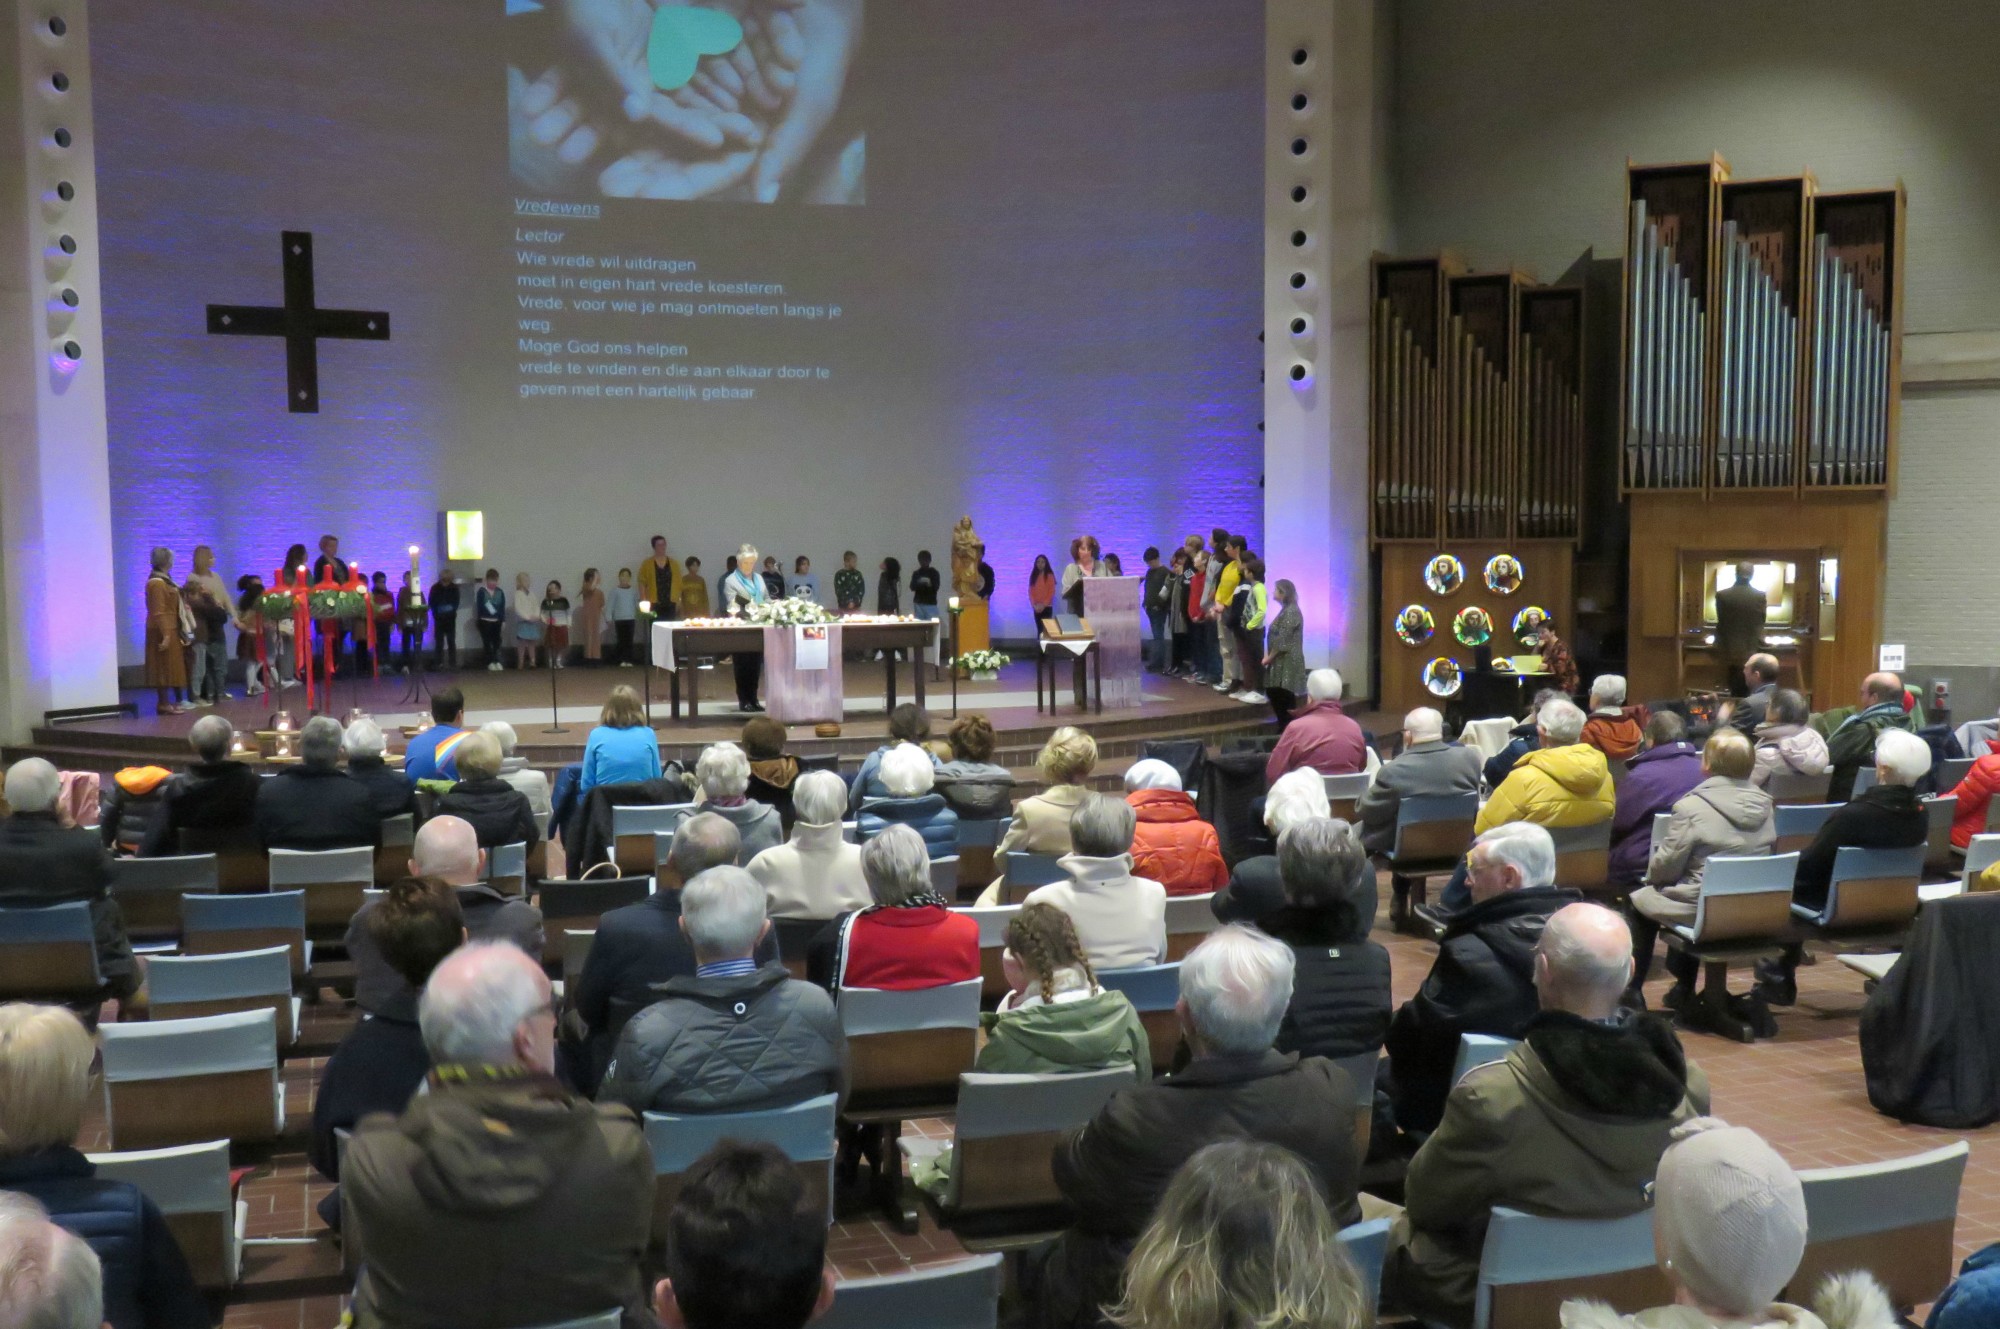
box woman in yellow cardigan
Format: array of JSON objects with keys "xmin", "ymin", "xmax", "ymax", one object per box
[{"xmin": 636, "ymin": 535, "xmax": 682, "ymax": 616}]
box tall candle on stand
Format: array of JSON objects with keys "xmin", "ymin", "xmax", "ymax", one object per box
[{"xmin": 408, "ymin": 545, "xmax": 423, "ymax": 606}]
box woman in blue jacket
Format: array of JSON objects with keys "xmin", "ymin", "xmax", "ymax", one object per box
[{"xmin": 856, "ymin": 741, "xmax": 960, "ymax": 860}]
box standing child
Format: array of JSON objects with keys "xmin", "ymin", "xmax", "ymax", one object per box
[
  {"xmin": 760, "ymin": 555, "xmax": 786, "ymax": 600},
  {"xmin": 909, "ymin": 551, "xmax": 941, "ymax": 621},
  {"xmin": 1166, "ymin": 548, "xmax": 1192, "ymax": 676},
  {"xmin": 367, "ymin": 572, "xmax": 397, "ymax": 674},
  {"xmin": 237, "ymin": 575, "xmax": 272, "ymax": 696},
  {"xmin": 541, "ymin": 579, "xmax": 571, "ymax": 668},
  {"xmin": 475, "ymin": 569, "xmax": 507, "ymax": 670},
  {"xmin": 429, "ymin": 568, "xmax": 461, "ymax": 669},
  {"xmin": 574, "ymin": 568, "xmax": 606, "ymax": 666},
  {"xmin": 1141, "ymin": 546, "xmax": 1169, "ymax": 672},
  {"xmin": 715, "ymin": 556, "xmax": 736, "ymax": 614},
  {"xmin": 877, "ymin": 556, "xmax": 902, "ymax": 615},
  {"xmin": 608, "ymin": 568, "xmax": 638, "ymax": 666},
  {"xmin": 834, "ymin": 551, "xmax": 865, "ymax": 613},
  {"xmin": 679, "ymin": 555, "xmax": 710, "ymax": 617},
  {"xmin": 1230, "ymin": 557, "xmax": 1268, "ymax": 705},
  {"xmin": 791, "ymin": 556, "xmax": 821, "ymax": 604},
  {"xmin": 511, "ymin": 572, "xmax": 541, "ymax": 670},
  {"xmin": 396, "ymin": 571, "xmax": 426, "ymax": 673}
]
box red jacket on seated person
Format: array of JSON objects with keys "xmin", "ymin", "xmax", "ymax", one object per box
[
  {"xmin": 1125, "ymin": 787, "xmax": 1228, "ymax": 897},
  {"xmin": 810, "ymin": 902, "xmax": 978, "ymax": 991},
  {"xmin": 1947, "ymin": 742, "xmax": 2000, "ymax": 849},
  {"xmin": 1265, "ymin": 693, "xmax": 1368, "ymax": 787}
]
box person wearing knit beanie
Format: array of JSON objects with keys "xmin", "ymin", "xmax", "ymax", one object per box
[{"xmin": 1653, "ymin": 1118, "xmax": 1808, "ymax": 1313}]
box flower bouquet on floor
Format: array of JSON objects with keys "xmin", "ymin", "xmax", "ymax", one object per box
[
  {"xmin": 955, "ymin": 648, "xmax": 1010, "ymax": 683},
  {"xmin": 747, "ymin": 598, "xmax": 835, "ymax": 627}
]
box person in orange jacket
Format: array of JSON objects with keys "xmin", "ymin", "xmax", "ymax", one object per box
[{"xmin": 1121, "ymin": 759, "xmax": 1228, "ymax": 897}]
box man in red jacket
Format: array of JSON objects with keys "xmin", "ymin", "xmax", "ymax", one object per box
[{"xmin": 1265, "ymin": 669, "xmax": 1368, "ymax": 787}]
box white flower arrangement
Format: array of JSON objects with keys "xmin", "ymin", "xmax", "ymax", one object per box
[
  {"xmin": 746, "ymin": 598, "xmax": 835, "ymax": 627},
  {"xmin": 955, "ymin": 649, "xmax": 1011, "ymax": 671}
]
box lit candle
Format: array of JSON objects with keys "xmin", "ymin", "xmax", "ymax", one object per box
[
  {"xmin": 638, "ymin": 600, "xmax": 651, "ymax": 615},
  {"xmin": 947, "ymin": 595, "xmax": 961, "ymax": 612}
]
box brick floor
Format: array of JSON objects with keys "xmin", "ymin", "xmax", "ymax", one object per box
[{"xmin": 74, "ymin": 877, "xmax": 1995, "ymax": 1327}]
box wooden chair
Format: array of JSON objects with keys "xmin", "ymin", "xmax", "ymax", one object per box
[
  {"xmin": 1472, "ymin": 1207, "xmax": 1671, "ymax": 1329},
  {"xmin": 488, "ymin": 841, "xmax": 529, "ymax": 898},
  {"xmin": 1548, "ymin": 820, "xmax": 1613, "ymax": 896},
  {"xmin": 1337, "ymin": 1217, "xmax": 1391, "ymax": 1319},
  {"xmin": 1097, "ymin": 964, "xmax": 1181, "ymax": 1073},
  {"xmin": 771, "ymin": 916, "xmax": 823, "ymax": 982},
  {"xmin": 86, "ymin": 1140, "xmax": 244, "ymax": 1289},
  {"xmin": 1772, "ymin": 802, "xmax": 1839, "ymax": 855},
  {"xmin": 1851, "ymin": 766, "xmax": 1879, "ymax": 797},
  {"xmin": 902, "ymin": 1068, "xmax": 1133, "ymax": 1248},
  {"xmin": 1921, "ymin": 794, "xmax": 1958, "ymax": 879},
  {"xmin": 1452, "ymin": 1033, "xmax": 1518, "ymax": 1085},
  {"xmin": 147, "ymin": 946, "xmax": 300, "ymax": 1047},
  {"xmin": 99, "ymin": 1009, "xmax": 284, "ymax": 1150},
  {"xmin": 536, "ymin": 875, "xmax": 649, "ymax": 968},
  {"xmin": 837, "ymin": 979, "xmax": 982, "ymax": 1229},
  {"xmin": 812, "ymin": 1254, "xmax": 1004, "ymax": 1329},
  {"xmin": 954, "ymin": 818, "xmax": 1006, "ymax": 899},
  {"xmin": 1793, "ymin": 845, "xmax": 1924, "ymax": 937},
  {"xmin": 612, "ymin": 804, "xmax": 694, "ymax": 876},
  {"xmin": 1786, "ymin": 1140, "xmax": 1969, "ymax": 1312},
  {"xmin": 1376, "ymin": 792, "xmax": 1477, "ymax": 929},
  {"xmin": 267, "ymin": 845, "xmax": 374, "ymax": 938},
  {"xmin": 1937, "ymin": 756, "xmax": 1975, "ymax": 792},
  {"xmin": 1947, "ymin": 832, "xmax": 2000, "ymax": 901},
  {"xmin": 1330, "ymin": 1050, "xmax": 1378, "ymax": 1161},
  {"xmin": 999, "ymin": 851, "xmax": 1065, "ymax": 904},
  {"xmin": 109, "ymin": 854, "xmax": 218, "ymax": 948},
  {"xmin": 1765, "ymin": 769, "xmax": 1834, "ymax": 805},
  {"xmin": 559, "ymin": 929, "xmax": 595, "ymax": 1009},
  {"xmin": 960, "ymin": 904, "xmax": 1020, "ymax": 1004},
  {"xmin": 1321, "ymin": 771, "xmax": 1372, "ymax": 823},
  {"xmin": 1663, "ymin": 852, "xmax": 1799, "ymax": 1042},
  {"xmin": 180, "ymin": 890, "xmax": 310, "ymax": 979},
  {"xmin": 177, "ymin": 826, "xmax": 267, "ymax": 893},
  {"xmin": 1162, "ymin": 892, "xmax": 1220, "ymax": 961},
  {"xmin": 373, "ymin": 813, "xmax": 415, "ymax": 885},
  {"xmin": 0, "ymin": 901, "xmax": 105, "ymax": 1004},
  {"xmin": 642, "ymin": 1093, "xmax": 838, "ymax": 1246},
  {"xmin": 930, "ymin": 854, "xmax": 962, "ymax": 900}
]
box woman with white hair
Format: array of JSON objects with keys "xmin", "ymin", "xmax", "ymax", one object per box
[
  {"xmin": 747, "ymin": 769, "xmax": 872, "ymax": 920},
  {"xmin": 1123, "ymin": 759, "xmax": 1226, "ymax": 896},
  {"xmin": 810, "ymin": 824, "xmax": 978, "ymax": 991},
  {"xmin": 0, "ymin": 759, "xmax": 141, "ymax": 1001},
  {"xmin": 855, "ymin": 742, "xmax": 959, "ymax": 860},
  {"xmin": 719, "ymin": 543, "xmax": 769, "ymax": 712},
  {"xmin": 1756, "ymin": 727, "xmax": 1931, "ymax": 1008},
  {"xmin": 1211, "ymin": 767, "xmax": 1330, "ymax": 924},
  {"xmin": 481, "ymin": 721, "xmax": 552, "ymax": 821},
  {"xmin": 674, "ymin": 741, "xmax": 782, "ymax": 862}
]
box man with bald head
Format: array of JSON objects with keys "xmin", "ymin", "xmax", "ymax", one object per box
[
  {"xmin": 344, "ymin": 943, "xmax": 653, "ymax": 1329},
  {"xmin": 1355, "ymin": 707, "xmax": 1482, "ymax": 855},
  {"xmin": 1384, "ymin": 902, "xmax": 1709, "ymax": 1326},
  {"xmin": 345, "ymin": 815, "xmax": 544, "ymax": 1017},
  {"xmin": 1824, "ymin": 670, "xmax": 1916, "ymax": 801},
  {"xmin": 1724, "ymin": 652, "xmax": 1782, "ymax": 735}
]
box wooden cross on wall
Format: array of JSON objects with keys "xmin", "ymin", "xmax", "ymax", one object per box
[{"xmin": 205, "ymin": 230, "xmax": 390, "ymax": 412}]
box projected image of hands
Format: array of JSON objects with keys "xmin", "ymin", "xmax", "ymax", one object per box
[{"xmin": 508, "ymin": 0, "xmax": 863, "ymax": 203}]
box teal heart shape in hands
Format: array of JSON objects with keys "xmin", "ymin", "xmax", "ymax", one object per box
[{"xmin": 648, "ymin": 5, "xmax": 745, "ymax": 92}]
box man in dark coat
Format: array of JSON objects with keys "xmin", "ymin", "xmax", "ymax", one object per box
[
  {"xmin": 148, "ymin": 714, "xmax": 261, "ymax": 855},
  {"xmin": 1029, "ymin": 925, "xmax": 1361, "ymax": 1329},
  {"xmin": 1724, "ymin": 652, "xmax": 1782, "ymax": 735},
  {"xmin": 1824, "ymin": 671, "xmax": 1918, "ymax": 802},
  {"xmin": 433, "ymin": 732, "xmax": 540, "ymax": 851},
  {"xmin": 1386, "ymin": 821, "xmax": 1580, "ymax": 1135},
  {"xmin": 1714, "ymin": 562, "xmax": 1770, "ymax": 694},
  {"xmin": 253, "ymin": 716, "xmax": 381, "ymax": 851},
  {"xmin": 1356, "ymin": 707, "xmax": 1483, "ymax": 855},
  {"xmin": 1265, "ymin": 819, "xmax": 1392, "ymax": 1062},
  {"xmin": 0, "ymin": 758, "xmax": 138, "ymax": 999}
]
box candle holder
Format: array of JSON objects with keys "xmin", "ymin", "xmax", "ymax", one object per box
[
  {"xmin": 947, "ymin": 597, "xmax": 965, "ymax": 719},
  {"xmin": 638, "ymin": 602, "xmax": 654, "ymax": 726}
]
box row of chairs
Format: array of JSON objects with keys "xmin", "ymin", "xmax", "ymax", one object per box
[{"xmin": 608, "ymin": 803, "xmax": 1013, "ymax": 881}]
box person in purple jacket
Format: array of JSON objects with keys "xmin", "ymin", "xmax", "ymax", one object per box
[{"xmin": 1606, "ymin": 712, "xmax": 1705, "ymax": 887}]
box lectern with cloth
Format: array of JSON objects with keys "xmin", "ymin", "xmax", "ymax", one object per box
[{"xmin": 1036, "ymin": 576, "xmax": 1142, "ymax": 713}]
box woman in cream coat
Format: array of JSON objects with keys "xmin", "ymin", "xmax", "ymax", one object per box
[
  {"xmin": 977, "ymin": 726, "xmax": 1099, "ymax": 905},
  {"xmin": 747, "ymin": 770, "xmax": 872, "ymax": 920}
]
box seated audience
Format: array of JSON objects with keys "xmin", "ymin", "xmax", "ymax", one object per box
[
  {"xmin": 0, "ymin": 758, "xmax": 138, "ymax": 1002},
  {"xmin": 434, "ymin": 731, "xmax": 541, "ymax": 851},
  {"xmin": 934, "ymin": 713, "xmax": 1016, "ymax": 821},
  {"xmin": 1022, "ymin": 794, "xmax": 1167, "ymax": 972},
  {"xmin": 0, "ymin": 1194, "xmax": 109, "ymax": 1329},
  {"xmin": 1122, "ymin": 759, "xmax": 1227, "ymax": 896},
  {"xmin": 1386, "ymin": 822, "xmax": 1581, "ymax": 1135},
  {"xmin": 341, "ymin": 718, "xmax": 415, "ymax": 819},
  {"xmin": 1825, "ymin": 671, "xmax": 1916, "ymax": 802},
  {"xmin": 151, "ymin": 713, "xmax": 262, "ymax": 852},
  {"xmin": 1108, "ymin": 1141, "xmax": 1373, "ymax": 1329},
  {"xmin": 344, "ymin": 943, "xmax": 653, "ymax": 1329},
  {"xmin": 741, "ymin": 715, "xmax": 800, "ymax": 827},
  {"xmin": 346, "ymin": 815, "xmax": 543, "ymax": 1017},
  {"xmin": 1628, "ymin": 730, "xmax": 1775, "ymax": 1001},
  {"xmin": 579, "ymin": 684, "xmax": 663, "ymax": 793},
  {"xmin": 599, "ymin": 866, "xmax": 846, "ymax": 1113},
  {"xmin": 983, "ymin": 903, "xmax": 1149, "ymax": 1078},
  {"xmin": 1758, "ymin": 728, "xmax": 1930, "ymax": 1006},
  {"xmin": 572, "ymin": 813, "xmax": 778, "ymax": 1088},
  {"xmin": 254, "ymin": 715, "xmax": 381, "ymax": 851},
  {"xmin": 482, "ymin": 721, "xmax": 552, "ymax": 821},
  {"xmin": 747, "ymin": 770, "xmax": 871, "ymax": 921},
  {"xmin": 809, "ymin": 824, "xmax": 979, "ymax": 990},
  {"xmin": 855, "ymin": 742, "xmax": 959, "ymax": 858},
  {"xmin": 1031, "ymin": 926, "xmax": 1361, "ymax": 1329},
  {"xmin": 675, "ymin": 742, "xmax": 782, "ymax": 863},
  {"xmin": 1266, "ymin": 818, "xmax": 1392, "ymax": 1062},
  {"xmin": 997, "ymin": 726, "xmax": 1099, "ymax": 857},
  {"xmin": 1264, "ymin": 668, "xmax": 1367, "ymax": 786},
  {"xmin": 1581, "ymin": 675, "xmax": 1644, "ymax": 762},
  {"xmin": 309, "ymin": 878, "xmax": 464, "ymax": 1226},
  {"xmin": 1357, "ymin": 707, "xmax": 1482, "ymax": 855},
  {"xmin": 1723, "ymin": 652, "xmax": 1783, "ymax": 735},
  {"xmin": 1947, "ymin": 725, "xmax": 2000, "ymax": 850},
  {"xmin": 848, "ymin": 703, "xmax": 937, "ymax": 813},
  {"xmin": 1482, "ymin": 688, "xmax": 1565, "ymax": 791},
  {"xmin": 1559, "ymin": 1119, "xmax": 1894, "ymax": 1329},
  {"xmin": 1607, "ymin": 712, "xmax": 1703, "ymax": 888},
  {"xmin": 97, "ymin": 764, "xmax": 170, "ymax": 857},
  {"xmin": 1211, "ymin": 767, "xmax": 1331, "ymax": 924},
  {"xmin": 0, "ymin": 1005, "xmax": 208, "ymax": 1329},
  {"xmin": 655, "ymin": 1141, "xmax": 836, "ymax": 1329},
  {"xmin": 1385, "ymin": 903, "xmax": 1709, "ymax": 1327},
  {"xmin": 1750, "ymin": 687, "xmax": 1831, "ymax": 790},
  {"xmin": 401, "ymin": 686, "xmax": 468, "ymax": 785}
]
